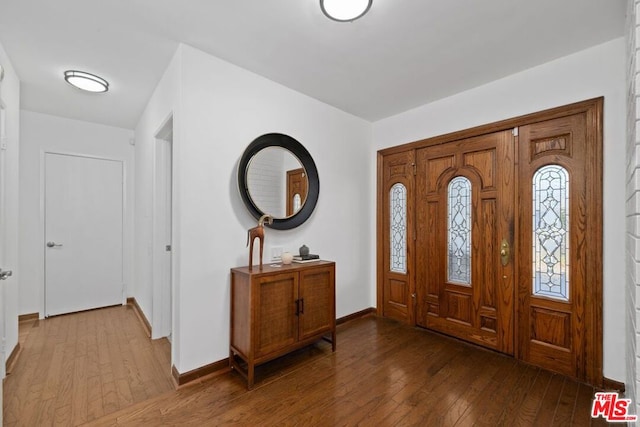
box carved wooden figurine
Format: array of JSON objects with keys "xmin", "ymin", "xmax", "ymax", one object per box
[{"xmin": 247, "ymin": 214, "xmax": 273, "ymax": 270}]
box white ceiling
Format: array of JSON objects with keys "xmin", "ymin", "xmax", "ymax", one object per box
[{"xmin": 0, "ymin": 0, "xmax": 627, "ymax": 129}]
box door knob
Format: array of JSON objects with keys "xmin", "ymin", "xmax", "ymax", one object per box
[
  {"xmin": 46, "ymin": 241, "xmax": 63, "ymax": 248},
  {"xmin": 0, "ymin": 269, "xmax": 12, "ymax": 280}
]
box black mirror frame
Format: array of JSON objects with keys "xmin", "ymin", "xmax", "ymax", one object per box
[{"xmin": 238, "ymin": 133, "xmax": 319, "ymax": 230}]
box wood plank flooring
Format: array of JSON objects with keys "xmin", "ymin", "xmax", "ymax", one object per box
[
  {"xmin": 4, "ymin": 306, "xmax": 613, "ymax": 426},
  {"xmin": 3, "ymin": 305, "xmax": 174, "ymax": 426}
]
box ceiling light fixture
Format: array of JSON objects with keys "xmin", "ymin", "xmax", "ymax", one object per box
[
  {"xmin": 64, "ymin": 70, "xmax": 109, "ymax": 93},
  {"xmin": 320, "ymin": 0, "xmax": 372, "ymax": 22}
]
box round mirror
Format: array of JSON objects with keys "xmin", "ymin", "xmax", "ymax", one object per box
[{"xmin": 238, "ymin": 133, "xmax": 319, "ymax": 230}]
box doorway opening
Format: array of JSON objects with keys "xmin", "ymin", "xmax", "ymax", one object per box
[{"xmin": 153, "ymin": 115, "xmax": 173, "ymax": 343}]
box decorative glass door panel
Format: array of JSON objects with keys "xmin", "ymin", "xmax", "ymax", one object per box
[
  {"xmin": 532, "ymin": 165, "xmax": 570, "ymax": 301},
  {"xmin": 390, "ymin": 183, "xmax": 407, "ymax": 274},
  {"xmin": 447, "ymin": 176, "xmax": 472, "ymax": 285}
]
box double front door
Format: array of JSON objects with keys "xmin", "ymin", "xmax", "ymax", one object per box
[{"xmin": 379, "ymin": 99, "xmax": 602, "ymax": 385}]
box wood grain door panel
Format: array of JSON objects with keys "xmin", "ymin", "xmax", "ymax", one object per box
[
  {"xmin": 380, "ymin": 150, "xmax": 415, "ymax": 323},
  {"xmin": 299, "ymin": 266, "xmax": 335, "ymax": 341},
  {"xmin": 256, "ymin": 273, "xmax": 298, "ymax": 358},
  {"xmin": 416, "ymin": 130, "xmax": 515, "ymax": 354}
]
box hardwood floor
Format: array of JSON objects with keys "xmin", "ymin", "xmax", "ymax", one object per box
[
  {"xmin": 3, "ymin": 305, "xmax": 174, "ymax": 426},
  {"xmin": 5, "ymin": 307, "xmax": 610, "ymax": 426}
]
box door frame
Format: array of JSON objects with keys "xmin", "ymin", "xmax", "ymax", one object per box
[
  {"xmin": 0, "ymin": 99, "xmax": 7, "ymax": 384},
  {"xmin": 39, "ymin": 151, "xmax": 128, "ymax": 317},
  {"xmin": 376, "ymin": 97, "xmax": 603, "ymax": 386},
  {"xmin": 152, "ymin": 114, "xmax": 174, "ymax": 340}
]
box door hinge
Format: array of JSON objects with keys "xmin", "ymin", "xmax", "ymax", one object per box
[{"xmin": 512, "ymin": 127, "xmax": 519, "ymax": 137}]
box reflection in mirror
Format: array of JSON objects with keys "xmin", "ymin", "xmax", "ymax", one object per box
[
  {"xmin": 246, "ymin": 147, "xmax": 308, "ymax": 219},
  {"xmin": 286, "ymin": 168, "xmax": 308, "ymax": 216},
  {"xmin": 293, "ymin": 194, "xmax": 302, "ymax": 213}
]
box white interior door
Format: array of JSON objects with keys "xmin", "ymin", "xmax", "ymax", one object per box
[{"xmin": 45, "ymin": 153, "xmax": 124, "ymax": 316}]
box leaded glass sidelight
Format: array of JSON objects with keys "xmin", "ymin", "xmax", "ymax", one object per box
[
  {"xmin": 448, "ymin": 177, "xmax": 472, "ymax": 285},
  {"xmin": 532, "ymin": 165, "xmax": 569, "ymax": 301},
  {"xmin": 293, "ymin": 193, "xmax": 302, "ymax": 213},
  {"xmin": 390, "ymin": 183, "xmax": 407, "ymax": 273}
]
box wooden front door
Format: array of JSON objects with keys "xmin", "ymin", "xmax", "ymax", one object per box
[
  {"xmin": 378, "ymin": 99, "xmax": 603, "ymax": 385},
  {"xmin": 286, "ymin": 168, "xmax": 308, "ymax": 216},
  {"xmin": 415, "ymin": 130, "xmax": 515, "ymax": 353},
  {"xmin": 517, "ymin": 112, "xmax": 601, "ymax": 384}
]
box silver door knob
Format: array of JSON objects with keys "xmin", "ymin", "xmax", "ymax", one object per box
[
  {"xmin": 0, "ymin": 269, "xmax": 12, "ymax": 280},
  {"xmin": 46, "ymin": 241, "xmax": 63, "ymax": 248}
]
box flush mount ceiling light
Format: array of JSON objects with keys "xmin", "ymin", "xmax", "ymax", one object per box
[
  {"xmin": 64, "ymin": 70, "xmax": 109, "ymax": 93},
  {"xmin": 320, "ymin": 0, "xmax": 372, "ymax": 22}
]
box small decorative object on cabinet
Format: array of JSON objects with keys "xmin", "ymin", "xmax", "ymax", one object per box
[
  {"xmin": 246, "ymin": 214, "xmax": 273, "ymax": 270},
  {"xmin": 299, "ymin": 244, "xmax": 310, "ymax": 256},
  {"xmin": 281, "ymin": 251, "xmax": 293, "ymax": 265},
  {"xmin": 230, "ymin": 260, "xmax": 336, "ymax": 388}
]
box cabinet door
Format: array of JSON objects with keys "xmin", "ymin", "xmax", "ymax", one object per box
[
  {"xmin": 255, "ymin": 273, "xmax": 298, "ymax": 358},
  {"xmin": 299, "ymin": 266, "xmax": 335, "ymax": 341}
]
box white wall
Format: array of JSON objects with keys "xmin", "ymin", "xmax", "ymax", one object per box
[
  {"xmin": 19, "ymin": 111, "xmax": 134, "ymax": 316},
  {"xmin": 135, "ymin": 44, "xmax": 372, "ymax": 374},
  {"xmin": 133, "ymin": 47, "xmax": 181, "ymax": 348},
  {"xmin": 0, "ymin": 41, "xmax": 21, "ymax": 391},
  {"xmin": 373, "ymin": 38, "xmax": 627, "ymax": 382}
]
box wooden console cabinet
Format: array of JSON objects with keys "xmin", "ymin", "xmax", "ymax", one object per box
[{"xmin": 230, "ymin": 261, "xmax": 336, "ymax": 388}]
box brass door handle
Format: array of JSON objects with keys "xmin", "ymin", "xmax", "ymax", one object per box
[{"xmin": 500, "ymin": 239, "xmax": 510, "ymax": 266}]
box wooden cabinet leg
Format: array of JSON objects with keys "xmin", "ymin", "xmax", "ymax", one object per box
[
  {"xmin": 248, "ymin": 361, "xmax": 255, "ymax": 389},
  {"xmin": 332, "ymin": 331, "xmax": 336, "ymax": 352}
]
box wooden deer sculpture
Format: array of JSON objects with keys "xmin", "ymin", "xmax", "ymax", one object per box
[{"xmin": 247, "ymin": 214, "xmax": 273, "ymax": 270}]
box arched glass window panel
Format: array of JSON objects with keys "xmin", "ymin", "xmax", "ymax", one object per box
[
  {"xmin": 390, "ymin": 183, "xmax": 407, "ymax": 273},
  {"xmin": 532, "ymin": 165, "xmax": 569, "ymax": 301},
  {"xmin": 448, "ymin": 177, "xmax": 472, "ymax": 285},
  {"xmin": 293, "ymin": 193, "xmax": 302, "ymax": 213}
]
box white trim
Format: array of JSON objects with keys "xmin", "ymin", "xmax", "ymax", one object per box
[
  {"xmin": 0, "ymin": 98, "xmax": 7, "ymax": 384},
  {"xmin": 154, "ymin": 112, "xmax": 174, "ymax": 141},
  {"xmin": 152, "ymin": 114, "xmax": 174, "ymax": 339}
]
